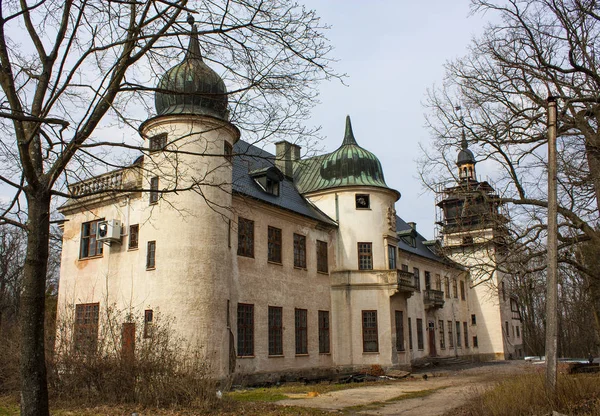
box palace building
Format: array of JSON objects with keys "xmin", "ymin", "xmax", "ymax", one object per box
[{"xmin": 57, "ymin": 24, "xmax": 523, "ymax": 382}]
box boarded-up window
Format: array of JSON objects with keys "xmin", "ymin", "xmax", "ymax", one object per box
[{"xmin": 122, "ymin": 322, "xmax": 135, "ymax": 361}]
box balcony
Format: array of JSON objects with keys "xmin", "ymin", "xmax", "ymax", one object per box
[
  {"xmin": 424, "ymin": 289, "xmax": 445, "ymax": 309},
  {"xmin": 68, "ymin": 168, "xmax": 142, "ymax": 198},
  {"xmin": 397, "ymin": 270, "xmax": 416, "ymax": 294}
]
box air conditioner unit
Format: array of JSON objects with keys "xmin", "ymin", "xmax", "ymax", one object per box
[{"xmin": 96, "ymin": 219, "xmax": 122, "ymax": 243}]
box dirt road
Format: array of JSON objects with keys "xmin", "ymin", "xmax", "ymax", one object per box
[{"xmin": 276, "ymin": 361, "xmax": 530, "ymax": 415}]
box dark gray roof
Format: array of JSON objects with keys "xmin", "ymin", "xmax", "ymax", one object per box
[
  {"xmin": 396, "ymin": 216, "xmax": 450, "ymax": 264},
  {"xmin": 232, "ymin": 140, "xmax": 337, "ymax": 226}
]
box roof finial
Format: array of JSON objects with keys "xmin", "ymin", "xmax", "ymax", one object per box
[
  {"xmin": 185, "ymin": 13, "xmax": 202, "ymax": 61},
  {"xmin": 342, "ymin": 115, "xmax": 358, "ymax": 146},
  {"xmin": 455, "ymin": 105, "xmax": 468, "ymax": 150}
]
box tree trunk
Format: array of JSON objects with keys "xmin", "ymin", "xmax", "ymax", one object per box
[{"xmin": 19, "ymin": 190, "xmax": 50, "ymax": 416}]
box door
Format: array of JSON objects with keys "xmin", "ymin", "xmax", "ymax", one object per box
[{"xmin": 428, "ymin": 321, "xmax": 437, "ymax": 357}]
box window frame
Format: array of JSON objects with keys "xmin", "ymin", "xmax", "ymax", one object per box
[
  {"xmin": 355, "ymin": 193, "xmax": 370, "ymax": 209},
  {"xmin": 149, "ymin": 176, "xmax": 159, "ymax": 205},
  {"xmin": 128, "ymin": 224, "xmax": 139, "ymax": 250},
  {"xmin": 316, "ymin": 240, "xmax": 329, "ymax": 273},
  {"xmin": 452, "ymin": 279, "xmax": 458, "ymax": 298},
  {"xmin": 388, "ymin": 245, "xmax": 397, "ymax": 270},
  {"xmin": 295, "ymin": 308, "xmax": 308, "ymax": 355},
  {"xmin": 362, "ymin": 310, "xmax": 379, "ymax": 353},
  {"xmin": 267, "ymin": 226, "xmax": 282, "ymax": 264},
  {"xmin": 146, "ymin": 240, "xmax": 156, "ymax": 269},
  {"xmin": 74, "ymin": 303, "xmax": 100, "ymax": 354},
  {"xmin": 444, "ymin": 277, "xmax": 450, "ymax": 298},
  {"xmin": 413, "ymin": 267, "xmax": 421, "ymax": 290},
  {"xmin": 460, "ymin": 280, "xmax": 466, "ymax": 300},
  {"xmin": 144, "ymin": 309, "xmax": 153, "ymax": 338},
  {"xmin": 268, "ymin": 306, "xmax": 283, "ymax": 356},
  {"xmin": 80, "ymin": 219, "xmax": 104, "ymax": 259},
  {"xmin": 237, "ymin": 303, "xmax": 254, "ymax": 357},
  {"xmin": 416, "ymin": 318, "xmax": 424, "ymax": 350},
  {"xmin": 237, "ymin": 217, "xmax": 255, "ymax": 258},
  {"xmin": 395, "ymin": 310, "xmax": 404, "ymax": 352},
  {"xmin": 456, "ymin": 321, "xmax": 462, "ymax": 348},
  {"xmin": 293, "ymin": 233, "xmax": 307, "ymax": 269},
  {"xmin": 318, "ymin": 310, "xmax": 330, "ymax": 354},
  {"xmin": 463, "ymin": 321, "xmax": 469, "ymax": 347},
  {"xmin": 358, "ymin": 242, "xmax": 373, "ymax": 270},
  {"xmin": 448, "ymin": 320, "xmax": 454, "ymax": 348},
  {"xmin": 224, "ymin": 140, "xmax": 233, "ymax": 162},
  {"xmin": 408, "ymin": 317, "xmax": 413, "ymax": 350},
  {"xmin": 439, "ymin": 320, "xmax": 445, "ymax": 349},
  {"xmin": 149, "ymin": 133, "xmax": 167, "ymax": 152}
]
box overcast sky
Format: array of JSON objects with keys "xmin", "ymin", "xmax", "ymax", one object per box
[{"xmin": 291, "ymin": 0, "xmax": 490, "ymax": 239}]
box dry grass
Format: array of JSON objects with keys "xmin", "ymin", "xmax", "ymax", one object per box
[
  {"xmin": 226, "ymin": 379, "xmax": 396, "ymax": 402},
  {"xmin": 0, "ymin": 395, "xmax": 331, "ymax": 415},
  {"xmin": 453, "ymin": 372, "xmax": 600, "ymax": 416}
]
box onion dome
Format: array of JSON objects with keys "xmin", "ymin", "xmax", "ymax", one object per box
[
  {"xmin": 154, "ymin": 19, "xmax": 228, "ymax": 120},
  {"xmin": 456, "ymin": 130, "xmax": 475, "ymax": 166},
  {"xmin": 318, "ymin": 116, "xmax": 389, "ymax": 190}
]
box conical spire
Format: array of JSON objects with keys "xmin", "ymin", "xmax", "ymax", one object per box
[
  {"xmin": 342, "ymin": 115, "xmax": 358, "ymax": 146},
  {"xmin": 461, "ymin": 128, "xmax": 468, "ymax": 150},
  {"xmin": 185, "ymin": 14, "xmax": 202, "ymax": 61}
]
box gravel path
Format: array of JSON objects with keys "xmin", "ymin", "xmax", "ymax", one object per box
[{"xmin": 276, "ymin": 361, "xmax": 530, "ymax": 415}]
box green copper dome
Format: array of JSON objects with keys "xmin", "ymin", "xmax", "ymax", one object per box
[
  {"xmin": 293, "ymin": 116, "xmax": 394, "ymax": 195},
  {"xmin": 155, "ymin": 24, "xmax": 228, "ymax": 120}
]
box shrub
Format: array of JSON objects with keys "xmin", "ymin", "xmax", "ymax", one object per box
[
  {"xmin": 460, "ymin": 372, "xmax": 600, "ymax": 416},
  {"xmin": 48, "ymin": 305, "xmax": 219, "ymax": 408}
]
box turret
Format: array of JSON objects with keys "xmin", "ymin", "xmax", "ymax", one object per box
[
  {"xmin": 456, "ymin": 130, "xmax": 476, "ymax": 182},
  {"xmin": 137, "ymin": 16, "xmax": 239, "ymax": 378}
]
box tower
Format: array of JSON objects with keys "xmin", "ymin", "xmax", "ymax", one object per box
[
  {"xmin": 436, "ymin": 136, "xmax": 521, "ymax": 359},
  {"xmin": 138, "ymin": 18, "xmax": 240, "ymax": 376}
]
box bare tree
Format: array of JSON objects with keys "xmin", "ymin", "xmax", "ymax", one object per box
[
  {"xmin": 0, "ymin": 1, "xmax": 340, "ymax": 414},
  {"xmin": 420, "ymin": 0, "xmax": 600, "ymax": 355}
]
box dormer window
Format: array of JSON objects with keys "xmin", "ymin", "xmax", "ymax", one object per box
[
  {"xmin": 250, "ymin": 167, "xmax": 283, "ymax": 196},
  {"xmin": 149, "ymin": 133, "xmax": 167, "ymax": 152},
  {"xmin": 355, "ymin": 194, "xmax": 370, "ymax": 209}
]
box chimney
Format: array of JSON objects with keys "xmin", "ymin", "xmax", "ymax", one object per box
[
  {"xmin": 407, "ymin": 222, "xmax": 416, "ymax": 231},
  {"xmin": 275, "ymin": 141, "xmax": 301, "ymax": 179}
]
